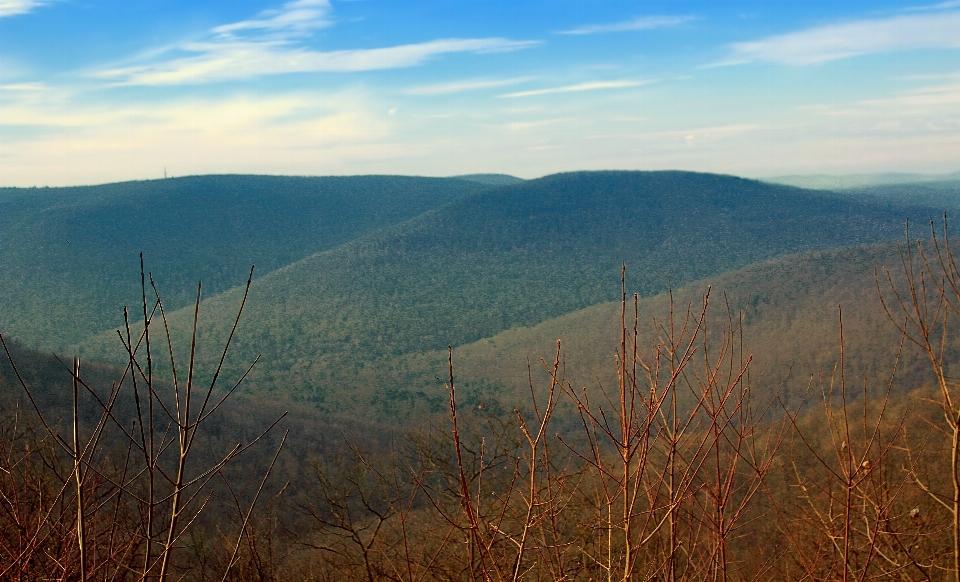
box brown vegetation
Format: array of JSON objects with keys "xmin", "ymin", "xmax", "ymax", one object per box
[
  {"xmin": 5, "ymin": 225, "xmax": 960, "ymax": 580},
  {"xmin": 0, "ymin": 259, "xmax": 286, "ymax": 580}
]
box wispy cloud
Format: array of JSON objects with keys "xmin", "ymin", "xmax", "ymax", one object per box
[
  {"xmin": 213, "ymin": 0, "xmax": 332, "ymax": 37},
  {"xmin": 0, "ymin": 82, "xmax": 49, "ymax": 91},
  {"xmin": 95, "ymin": 38, "xmax": 539, "ymax": 85},
  {"xmin": 90, "ymin": 0, "xmax": 537, "ymax": 85},
  {"xmin": 500, "ymin": 80, "xmax": 649, "ymax": 98},
  {"xmin": 723, "ymin": 11, "xmax": 960, "ymax": 65},
  {"xmin": 902, "ymin": 0, "xmax": 960, "ymax": 12},
  {"xmin": 403, "ymin": 77, "xmax": 535, "ymax": 96},
  {"xmin": 0, "ymin": 89, "xmax": 400, "ymax": 185},
  {"xmin": 0, "ymin": 0, "xmax": 54, "ymax": 17},
  {"xmin": 558, "ymin": 15, "xmax": 695, "ymax": 35},
  {"xmin": 801, "ymin": 79, "xmax": 960, "ymax": 115}
]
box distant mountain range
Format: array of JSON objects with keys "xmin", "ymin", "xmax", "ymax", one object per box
[
  {"xmin": 2, "ymin": 170, "xmax": 940, "ymax": 421},
  {"xmin": 765, "ymin": 171, "xmax": 960, "ymax": 191}
]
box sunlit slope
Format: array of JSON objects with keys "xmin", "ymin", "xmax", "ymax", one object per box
[
  {"xmin": 0, "ymin": 175, "xmax": 488, "ymax": 350},
  {"xmin": 446, "ymin": 243, "xmax": 939, "ymax": 413},
  {"xmin": 74, "ymin": 171, "xmax": 943, "ymax": 414}
]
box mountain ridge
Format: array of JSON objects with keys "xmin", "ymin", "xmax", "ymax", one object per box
[
  {"xmin": 68, "ymin": 170, "xmax": 949, "ymax": 418},
  {"xmin": 0, "ymin": 174, "xmax": 492, "ymax": 349}
]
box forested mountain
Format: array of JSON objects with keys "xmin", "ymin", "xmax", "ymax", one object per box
[
  {"xmin": 4, "ymin": 241, "xmax": 944, "ymax": 484},
  {"xmin": 7, "ymin": 170, "xmax": 960, "ymax": 580},
  {"xmin": 444, "ymin": 242, "xmax": 945, "ymax": 415},
  {"xmin": 0, "ymin": 175, "xmax": 490, "ymax": 349},
  {"xmin": 70, "ymin": 171, "xmax": 947, "ymax": 418}
]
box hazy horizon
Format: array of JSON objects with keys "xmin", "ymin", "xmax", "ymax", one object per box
[{"xmin": 3, "ymin": 168, "xmax": 960, "ymax": 192}]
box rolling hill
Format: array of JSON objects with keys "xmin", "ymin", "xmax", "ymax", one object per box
[
  {"xmin": 444, "ymin": 242, "xmax": 944, "ymax": 415},
  {"xmin": 69, "ymin": 171, "xmax": 948, "ymax": 420},
  {"xmin": 0, "ymin": 175, "xmax": 490, "ymax": 350}
]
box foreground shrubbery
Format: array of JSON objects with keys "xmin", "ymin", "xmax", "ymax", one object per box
[{"xmin": 4, "ymin": 226, "xmax": 960, "ymax": 581}]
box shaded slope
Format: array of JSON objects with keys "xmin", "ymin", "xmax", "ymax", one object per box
[
  {"xmin": 0, "ymin": 335, "xmax": 389, "ymax": 536},
  {"xmin": 74, "ymin": 171, "xmax": 945, "ymax": 417},
  {"xmin": 0, "ymin": 175, "xmax": 488, "ymax": 349},
  {"xmin": 447, "ymin": 243, "xmax": 947, "ymax": 415}
]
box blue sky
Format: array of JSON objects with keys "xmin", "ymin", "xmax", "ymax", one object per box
[{"xmin": 1, "ymin": 0, "xmax": 958, "ymax": 186}]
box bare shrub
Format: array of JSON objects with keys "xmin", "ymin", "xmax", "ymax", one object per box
[{"xmin": 0, "ymin": 259, "xmax": 284, "ymax": 581}]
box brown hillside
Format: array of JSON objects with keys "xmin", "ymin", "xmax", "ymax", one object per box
[{"xmin": 447, "ymin": 242, "xmax": 938, "ymax": 411}]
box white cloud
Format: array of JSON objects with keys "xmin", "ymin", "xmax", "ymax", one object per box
[
  {"xmin": 213, "ymin": 0, "xmax": 332, "ymax": 37},
  {"xmin": 499, "ymin": 80, "xmax": 649, "ymax": 98},
  {"xmin": 4, "ymin": 74, "xmax": 959, "ymax": 185},
  {"xmin": 0, "ymin": 89, "xmax": 401, "ymax": 185},
  {"xmin": 86, "ymin": 0, "xmax": 537, "ymax": 85},
  {"xmin": 902, "ymin": 1, "xmax": 960, "ymax": 12},
  {"xmin": 726, "ymin": 11, "xmax": 960, "ymax": 65},
  {"xmin": 403, "ymin": 76, "xmax": 536, "ymax": 96},
  {"xmin": 94, "ymin": 38, "xmax": 539, "ymax": 85},
  {"xmin": 558, "ymin": 15, "xmax": 695, "ymax": 35},
  {"xmin": 0, "ymin": 82, "xmax": 48, "ymax": 91},
  {"xmin": 0, "ymin": 0, "xmax": 53, "ymax": 17},
  {"xmin": 800, "ymin": 80, "xmax": 960, "ymax": 116}
]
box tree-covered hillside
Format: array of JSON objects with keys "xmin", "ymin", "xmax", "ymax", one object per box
[
  {"xmin": 73, "ymin": 171, "xmax": 946, "ymax": 417},
  {"xmin": 444, "ymin": 242, "xmax": 944, "ymax": 414},
  {"xmin": 0, "ymin": 175, "xmax": 489, "ymax": 349}
]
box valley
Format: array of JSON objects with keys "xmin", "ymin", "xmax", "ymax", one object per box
[
  {"xmin": 4, "ymin": 170, "xmax": 960, "ymax": 579},
  {"xmin": 27, "ymin": 170, "xmax": 952, "ymax": 419}
]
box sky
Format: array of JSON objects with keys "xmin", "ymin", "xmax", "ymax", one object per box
[{"xmin": 0, "ymin": 0, "xmax": 958, "ymax": 187}]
